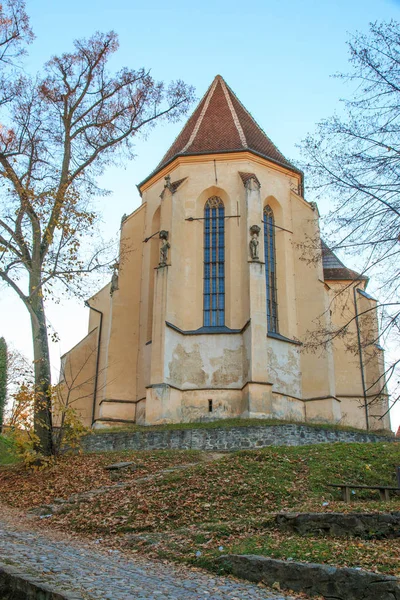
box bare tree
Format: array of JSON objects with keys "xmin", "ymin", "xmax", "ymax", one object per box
[
  {"xmin": 300, "ymin": 20, "xmax": 400, "ymax": 419},
  {"xmin": 0, "ymin": 0, "xmax": 33, "ymax": 106},
  {"xmin": 0, "ymin": 7, "xmax": 194, "ymax": 455}
]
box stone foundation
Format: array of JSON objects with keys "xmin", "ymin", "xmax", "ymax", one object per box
[{"xmin": 81, "ymin": 423, "xmax": 395, "ymax": 453}]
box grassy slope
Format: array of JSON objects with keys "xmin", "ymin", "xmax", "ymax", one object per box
[
  {"xmin": 0, "ymin": 435, "xmax": 18, "ymax": 465},
  {"xmin": 1, "ymin": 442, "xmax": 398, "ymax": 576},
  {"xmin": 91, "ymin": 417, "xmax": 393, "ymax": 435}
]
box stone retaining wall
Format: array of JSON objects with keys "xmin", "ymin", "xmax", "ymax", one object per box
[
  {"xmin": 81, "ymin": 424, "xmax": 394, "ymax": 453},
  {"xmin": 0, "ymin": 562, "xmax": 82, "ymax": 599},
  {"xmin": 217, "ymin": 555, "xmax": 400, "ymax": 600},
  {"xmin": 275, "ymin": 512, "xmax": 400, "ymax": 538}
]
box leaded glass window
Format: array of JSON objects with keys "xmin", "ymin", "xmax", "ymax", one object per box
[
  {"xmin": 204, "ymin": 196, "xmax": 225, "ymax": 326},
  {"xmin": 264, "ymin": 205, "xmax": 278, "ymax": 332}
]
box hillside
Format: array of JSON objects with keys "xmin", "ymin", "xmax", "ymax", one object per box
[{"xmin": 0, "ymin": 442, "xmax": 399, "ymax": 577}]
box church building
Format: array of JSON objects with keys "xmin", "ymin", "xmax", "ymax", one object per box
[{"xmin": 59, "ymin": 75, "xmax": 390, "ymax": 431}]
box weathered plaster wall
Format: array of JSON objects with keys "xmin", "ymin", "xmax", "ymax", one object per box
[
  {"xmin": 164, "ymin": 326, "xmax": 247, "ymax": 389},
  {"xmin": 267, "ymin": 338, "xmax": 301, "ymax": 398},
  {"xmin": 270, "ymin": 392, "xmax": 304, "ymax": 421}
]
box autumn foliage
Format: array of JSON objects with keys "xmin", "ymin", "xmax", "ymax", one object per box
[{"xmin": 0, "ymin": 1, "xmax": 194, "ymax": 455}]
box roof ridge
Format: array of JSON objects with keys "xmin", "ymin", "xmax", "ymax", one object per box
[
  {"xmin": 181, "ymin": 76, "xmax": 220, "ymax": 154},
  {"xmin": 156, "ymin": 77, "xmax": 216, "ymax": 169},
  {"xmin": 219, "ymin": 77, "xmax": 247, "ymax": 148},
  {"xmin": 223, "ymin": 78, "xmax": 291, "ymax": 166}
]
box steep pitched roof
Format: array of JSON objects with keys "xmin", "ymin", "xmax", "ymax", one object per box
[
  {"xmin": 139, "ymin": 75, "xmax": 300, "ymax": 189},
  {"xmin": 321, "ymin": 241, "xmax": 367, "ymax": 281}
]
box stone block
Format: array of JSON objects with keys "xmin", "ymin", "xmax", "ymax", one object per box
[
  {"xmin": 275, "ymin": 512, "xmax": 400, "ymax": 539},
  {"xmin": 216, "ymin": 554, "xmax": 400, "ymax": 600}
]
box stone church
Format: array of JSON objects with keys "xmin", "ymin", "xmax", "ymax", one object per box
[{"xmin": 59, "ymin": 75, "xmax": 390, "ymax": 431}]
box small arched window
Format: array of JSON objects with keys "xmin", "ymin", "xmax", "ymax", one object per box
[
  {"xmin": 264, "ymin": 205, "xmax": 278, "ymax": 332},
  {"xmin": 204, "ymin": 196, "xmax": 225, "ymax": 326}
]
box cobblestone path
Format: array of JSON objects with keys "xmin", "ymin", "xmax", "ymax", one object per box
[{"xmin": 0, "ymin": 519, "xmax": 297, "ymax": 600}]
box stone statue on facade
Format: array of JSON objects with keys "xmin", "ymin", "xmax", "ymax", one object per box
[
  {"xmin": 159, "ymin": 230, "xmax": 170, "ymax": 266},
  {"xmin": 110, "ymin": 262, "xmax": 119, "ymax": 295},
  {"xmin": 249, "ymin": 225, "xmax": 260, "ymax": 260},
  {"xmin": 164, "ymin": 175, "xmax": 173, "ymax": 192}
]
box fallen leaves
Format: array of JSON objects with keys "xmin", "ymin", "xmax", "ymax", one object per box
[{"xmin": 0, "ymin": 442, "xmax": 399, "ymax": 579}]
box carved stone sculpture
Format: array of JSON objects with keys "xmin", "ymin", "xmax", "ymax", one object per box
[
  {"xmin": 159, "ymin": 230, "xmax": 170, "ymax": 266},
  {"xmin": 249, "ymin": 225, "xmax": 260, "ymax": 260},
  {"xmin": 164, "ymin": 175, "xmax": 173, "ymax": 192},
  {"xmin": 110, "ymin": 262, "xmax": 119, "ymax": 295}
]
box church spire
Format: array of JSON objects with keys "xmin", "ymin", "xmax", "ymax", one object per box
[{"xmin": 154, "ymin": 75, "xmax": 298, "ymax": 175}]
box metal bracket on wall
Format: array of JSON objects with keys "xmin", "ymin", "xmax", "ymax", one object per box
[
  {"xmin": 261, "ymin": 220, "xmax": 293, "ymax": 234},
  {"xmin": 143, "ymin": 230, "xmax": 160, "ymax": 243},
  {"xmin": 186, "ymin": 215, "xmax": 240, "ymax": 221}
]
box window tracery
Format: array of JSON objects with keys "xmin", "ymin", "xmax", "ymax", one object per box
[
  {"xmin": 264, "ymin": 205, "xmax": 278, "ymax": 332},
  {"xmin": 204, "ymin": 196, "xmax": 225, "ymax": 326}
]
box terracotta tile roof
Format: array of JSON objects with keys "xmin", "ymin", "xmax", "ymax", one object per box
[
  {"xmin": 139, "ymin": 76, "xmax": 300, "ymax": 188},
  {"xmin": 321, "ymin": 241, "xmax": 367, "ymax": 281},
  {"xmin": 238, "ymin": 172, "xmax": 261, "ymax": 187}
]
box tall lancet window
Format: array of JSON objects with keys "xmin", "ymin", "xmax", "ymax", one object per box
[
  {"xmin": 264, "ymin": 205, "xmax": 278, "ymax": 332},
  {"xmin": 204, "ymin": 196, "xmax": 225, "ymax": 326}
]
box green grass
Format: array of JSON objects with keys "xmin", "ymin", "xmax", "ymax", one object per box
[
  {"xmin": 33, "ymin": 441, "xmax": 400, "ymax": 576},
  {"xmin": 91, "ymin": 417, "xmax": 393, "ymax": 436},
  {"xmin": 0, "ymin": 435, "xmax": 19, "ymax": 465},
  {"xmin": 3, "ymin": 441, "xmax": 399, "ymax": 577}
]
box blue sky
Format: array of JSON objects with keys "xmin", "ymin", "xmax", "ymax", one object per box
[{"xmin": 2, "ymin": 0, "xmax": 400, "ymax": 428}]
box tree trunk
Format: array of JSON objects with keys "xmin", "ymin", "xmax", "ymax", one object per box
[{"xmin": 30, "ymin": 292, "xmax": 53, "ymax": 456}]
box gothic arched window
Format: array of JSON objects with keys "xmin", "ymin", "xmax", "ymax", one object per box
[
  {"xmin": 204, "ymin": 196, "xmax": 225, "ymax": 326},
  {"xmin": 264, "ymin": 205, "xmax": 278, "ymax": 332}
]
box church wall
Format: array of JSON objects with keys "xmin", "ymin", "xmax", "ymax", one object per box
[
  {"xmin": 145, "ymin": 384, "xmax": 246, "ymax": 424},
  {"xmin": 96, "ymin": 205, "xmax": 146, "ymax": 423},
  {"xmin": 143, "ymin": 156, "xmax": 303, "ymax": 339},
  {"xmin": 180, "ymin": 389, "xmax": 245, "ymax": 423},
  {"xmin": 142, "ymin": 156, "xmax": 344, "ymax": 426},
  {"xmin": 164, "ymin": 326, "xmax": 247, "ymax": 390},
  {"xmin": 267, "ymin": 338, "xmax": 301, "ymax": 399},
  {"xmin": 323, "ymin": 281, "xmax": 390, "ymax": 430},
  {"xmin": 270, "ymin": 392, "xmax": 305, "ymax": 421},
  {"xmin": 328, "ymin": 281, "xmax": 364, "ymax": 398},
  {"xmin": 88, "ymin": 153, "xmax": 388, "ymax": 430},
  {"xmin": 146, "ymin": 159, "xmax": 255, "ymax": 333},
  {"xmin": 87, "ymin": 283, "xmax": 112, "ymax": 420},
  {"xmin": 305, "ymin": 397, "xmax": 342, "ymax": 424},
  {"xmin": 291, "ymin": 200, "xmax": 336, "ymax": 401},
  {"xmin": 357, "ymin": 291, "xmax": 390, "ymax": 430},
  {"xmin": 257, "ymin": 171, "xmax": 298, "ymax": 341},
  {"xmin": 56, "ymin": 327, "xmax": 98, "ymax": 427}
]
